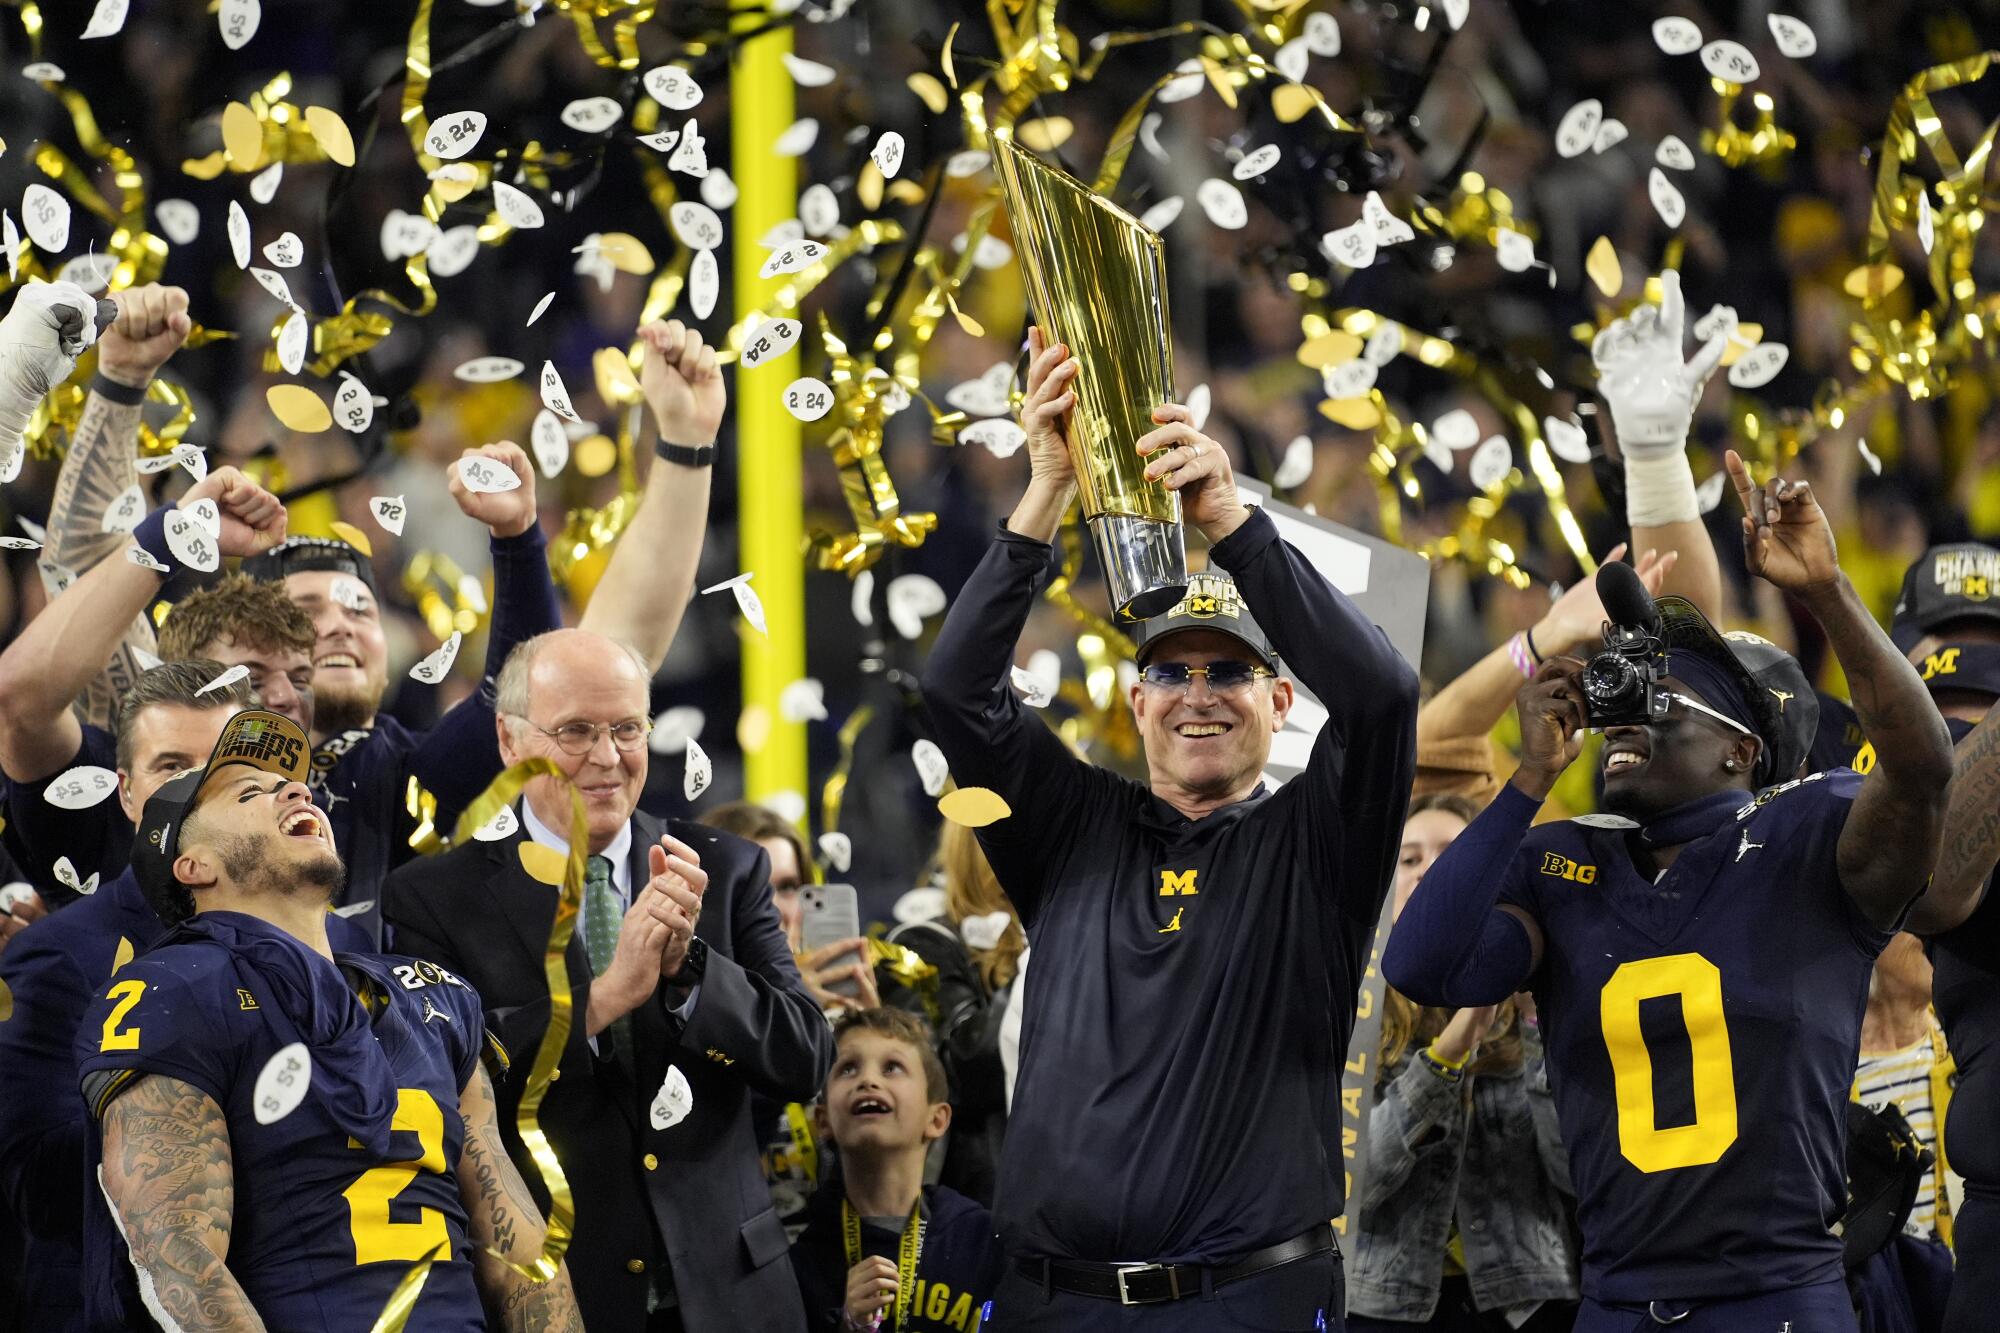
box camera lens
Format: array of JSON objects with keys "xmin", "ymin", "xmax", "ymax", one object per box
[{"xmin": 1582, "ymin": 651, "xmax": 1640, "ymax": 710}]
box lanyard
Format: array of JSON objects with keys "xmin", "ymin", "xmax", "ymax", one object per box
[
  {"xmin": 783, "ymin": 1101, "xmax": 819, "ymax": 1185},
  {"xmin": 843, "ymin": 1199, "xmax": 926, "ymax": 1329}
]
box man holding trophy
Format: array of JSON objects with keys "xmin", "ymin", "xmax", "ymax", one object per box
[{"xmin": 917, "ymin": 136, "xmax": 1419, "ymax": 1330}]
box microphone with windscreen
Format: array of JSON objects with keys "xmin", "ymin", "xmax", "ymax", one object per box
[{"xmin": 1579, "ymin": 561, "xmax": 1670, "ymax": 727}]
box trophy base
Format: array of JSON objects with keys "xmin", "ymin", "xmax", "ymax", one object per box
[{"xmin": 1090, "ymin": 514, "xmax": 1188, "ymax": 621}]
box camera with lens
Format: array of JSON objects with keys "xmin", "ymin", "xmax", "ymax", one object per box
[{"xmin": 1581, "ymin": 622, "xmax": 1670, "ymax": 728}]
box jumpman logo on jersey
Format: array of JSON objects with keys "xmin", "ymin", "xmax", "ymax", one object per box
[
  {"xmin": 1158, "ymin": 906, "xmax": 1184, "ymax": 934},
  {"xmin": 420, "ymin": 995, "xmax": 452, "ymax": 1025},
  {"xmin": 1737, "ymin": 830, "xmax": 1764, "ymax": 862}
]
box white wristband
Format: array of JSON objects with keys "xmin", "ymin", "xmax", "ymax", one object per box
[{"xmin": 1624, "ymin": 449, "xmax": 1699, "ymax": 528}]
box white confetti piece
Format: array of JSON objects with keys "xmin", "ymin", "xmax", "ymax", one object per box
[
  {"xmin": 644, "ymin": 64, "xmax": 704, "ymax": 110},
  {"xmin": 249, "ymin": 266, "xmax": 299, "ymax": 311},
  {"xmin": 333, "ymin": 374, "xmax": 375, "ymax": 435},
  {"xmin": 155, "ymin": 198, "xmax": 199, "ymax": 245},
  {"xmin": 456, "ymin": 454, "xmax": 521, "ymax": 494},
  {"xmin": 758, "ymin": 240, "xmax": 827, "ymax": 278},
  {"xmin": 1542, "ymin": 415, "xmax": 1592, "ymax": 464},
  {"xmin": 1858, "ymin": 438, "xmax": 1883, "ymax": 476},
  {"xmin": 1767, "ymin": 13, "xmax": 1816, "ymax": 59},
  {"xmin": 1656, "ymin": 135, "xmax": 1696, "ymax": 171},
  {"xmin": 36, "ymin": 557, "xmax": 76, "ymax": 597},
  {"xmin": 683, "ymin": 737, "xmax": 712, "ymax": 800},
  {"xmin": 1593, "ymin": 118, "xmax": 1628, "ymax": 155},
  {"xmin": 252, "ymin": 1044, "xmax": 311, "ymax": 1125},
  {"xmin": 1652, "ymin": 16, "xmax": 1702, "ymax": 55},
  {"xmin": 911, "ymin": 739, "xmax": 950, "ymax": 797},
  {"xmin": 0, "ymin": 535, "xmax": 39, "ymax": 550},
  {"xmin": 368, "ymin": 494, "xmax": 407, "ymax": 535},
  {"xmin": 1186, "ymin": 383, "xmax": 1211, "ymax": 430},
  {"xmin": 408, "ymin": 630, "xmax": 463, "ymax": 685},
  {"xmin": 1322, "ymin": 219, "xmax": 1376, "ymax": 269},
  {"xmin": 331, "ymin": 576, "xmax": 369, "ymax": 612},
  {"xmin": 1233, "ymin": 144, "xmax": 1281, "ymax": 180},
  {"xmin": 1469, "ymin": 436, "xmax": 1512, "ymax": 490},
  {"xmin": 1692, "ymin": 304, "xmax": 1739, "ymax": 343},
  {"xmin": 426, "ymin": 224, "xmax": 480, "ymax": 277},
  {"xmin": 4, "ymin": 212, "xmax": 19, "ymax": 281},
  {"xmin": 100, "ymin": 484, "xmax": 146, "ymax": 535},
  {"xmin": 1323, "ymin": 359, "xmax": 1378, "ymax": 399},
  {"xmin": 946, "ymin": 148, "xmax": 991, "ymax": 177},
  {"xmin": 648, "ymin": 706, "xmax": 705, "ymax": 756},
  {"xmin": 44, "ymin": 765, "xmax": 117, "ymax": 810},
  {"xmin": 1648, "ymin": 168, "xmax": 1686, "ymax": 228},
  {"xmin": 530, "ymin": 409, "xmax": 569, "ymax": 478},
  {"xmin": 525, "ymin": 292, "xmax": 556, "ymax": 328},
  {"xmin": 1196, "ymin": 178, "xmax": 1247, "ymax": 230},
  {"xmin": 21, "ymin": 184, "xmax": 69, "ymax": 253},
  {"xmin": 947, "ymin": 362, "xmax": 1014, "ymax": 417},
  {"xmin": 1274, "ymin": 434, "xmax": 1314, "ymax": 489},
  {"xmin": 818, "ymin": 832, "xmax": 852, "ymax": 874},
  {"xmin": 690, "ymin": 248, "xmax": 719, "ymax": 319},
  {"xmin": 1432, "ymin": 409, "xmax": 1481, "ymax": 451},
  {"xmin": 1362, "ymin": 191, "xmax": 1413, "ymax": 245},
  {"xmin": 800, "ymin": 184, "xmax": 840, "ymax": 236},
  {"xmin": 188, "ymin": 498, "xmax": 220, "ymax": 538},
  {"xmin": 82, "ymin": 0, "xmax": 129, "ymax": 39},
  {"xmin": 126, "ymin": 546, "xmax": 167, "ymax": 573},
  {"xmin": 870, "ymin": 132, "xmax": 906, "ymax": 178},
  {"xmin": 782, "ymin": 377, "xmax": 834, "ymax": 422},
  {"xmin": 53, "ymin": 252, "xmax": 115, "ymax": 294},
  {"xmin": 1726, "ymin": 343, "xmax": 1789, "ymax": 388},
  {"xmin": 1696, "ymin": 470, "xmax": 1728, "ymax": 514},
  {"xmin": 780, "ymin": 677, "xmax": 828, "ymax": 723},
  {"xmin": 52, "ymin": 856, "xmax": 98, "ymax": 897},
  {"xmin": 1364, "ymin": 324, "xmax": 1404, "ymax": 367},
  {"xmin": 887, "ymin": 573, "xmax": 946, "ymax": 641},
  {"xmin": 1700, "ymin": 39, "xmax": 1759, "ymax": 84},
  {"xmin": 493, "ymin": 181, "xmax": 545, "ymax": 230},
  {"xmin": 473, "ymin": 804, "xmax": 519, "ymax": 842},
  {"xmin": 1496, "ymin": 229, "xmax": 1535, "ymax": 272},
  {"xmin": 276, "ymin": 310, "xmax": 308, "ymax": 375},
  {"xmin": 761, "ymin": 216, "xmax": 805, "ymax": 245},
  {"xmin": 262, "ymin": 232, "xmax": 304, "ymax": 268},
  {"xmin": 1303, "ymin": 11, "xmax": 1342, "ymax": 55},
  {"xmin": 1275, "ymin": 37, "xmax": 1309, "ymax": 84},
  {"xmin": 0, "ymin": 883, "xmax": 36, "ymax": 913},
  {"xmin": 197, "ymin": 664, "xmax": 250, "ymax": 697},
  {"xmin": 20, "ymin": 61, "xmax": 62, "ymax": 83},
  {"xmin": 740, "ymin": 317, "xmax": 802, "ymax": 369},
  {"xmin": 1010, "ymin": 663, "xmax": 1056, "ymax": 709},
  {"xmin": 650, "ymin": 1066, "xmax": 694, "ymax": 1130},
  {"xmin": 960, "ymin": 909, "xmax": 1012, "ymax": 949},
  {"xmin": 1442, "ymin": 0, "xmax": 1469, "ymax": 29},
  {"xmin": 163, "ymin": 510, "xmax": 218, "ymax": 572},
  {"xmin": 248, "ymin": 162, "xmax": 282, "ymax": 205},
  {"xmin": 781, "ymin": 53, "xmax": 835, "ymax": 87},
  {"xmin": 560, "ymin": 97, "xmax": 623, "ymax": 134},
  {"xmin": 773, "ymin": 118, "xmax": 819, "ymax": 158},
  {"xmin": 454, "ymin": 356, "xmax": 524, "ymax": 383},
  {"xmin": 1918, "ymin": 191, "xmax": 1935, "ymax": 255},
  {"xmin": 851, "ymin": 569, "xmax": 874, "ymax": 627},
  {"xmin": 733, "ymin": 580, "xmax": 767, "ymax": 635},
  {"xmin": 670, "ymin": 119, "xmax": 708, "ymax": 177},
  {"xmin": 539, "ymin": 360, "xmax": 580, "ymax": 421},
  {"xmin": 700, "ymin": 167, "xmax": 738, "ymax": 210},
  {"xmin": 1140, "ymin": 196, "xmax": 1184, "ymax": 232},
  {"xmin": 1555, "ymin": 99, "xmax": 1603, "ymax": 159},
  {"xmin": 1158, "ymin": 59, "xmax": 1204, "ymax": 104},
  {"xmin": 960, "ymin": 418, "xmax": 1026, "ymax": 459},
  {"xmin": 637, "ymin": 128, "xmax": 680, "ymax": 154},
  {"xmin": 670, "ymin": 201, "xmax": 725, "ymax": 252},
  {"xmin": 218, "ymin": 0, "xmax": 260, "ymax": 49},
  {"xmin": 379, "ymin": 209, "xmax": 435, "ymax": 260}
]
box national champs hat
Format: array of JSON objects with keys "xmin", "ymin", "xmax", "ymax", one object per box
[
  {"xmin": 240, "ymin": 535, "xmax": 377, "ymax": 596},
  {"xmin": 1890, "ymin": 542, "xmax": 2000, "ymax": 653},
  {"xmin": 1129, "ymin": 570, "xmax": 1278, "ymax": 669},
  {"xmin": 133, "ymin": 709, "xmax": 314, "ymax": 915},
  {"xmin": 1655, "ymin": 596, "xmax": 1817, "ymax": 784}
]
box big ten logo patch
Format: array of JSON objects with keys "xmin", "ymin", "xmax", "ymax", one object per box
[
  {"xmin": 1539, "ymin": 852, "xmax": 1597, "ymax": 885},
  {"xmin": 1157, "ymin": 868, "xmax": 1200, "ymax": 897}
]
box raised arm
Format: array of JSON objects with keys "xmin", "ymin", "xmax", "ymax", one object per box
[
  {"xmin": 1921, "ymin": 711, "xmax": 2000, "ymax": 933},
  {"xmin": 46, "ymin": 285, "xmax": 194, "ymax": 726},
  {"xmin": 1725, "ymin": 452, "xmax": 1954, "ymax": 930},
  {"xmin": 457, "ymin": 1062, "xmax": 584, "ymax": 1333},
  {"xmin": 577, "ymin": 320, "xmax": 721, "ymax": 671},
  {"xmin": 1593, "ymin": 270, "xmax": 1729, "ymax": 622},
  {"xmin": 99, "ymin": 1074, "xmax": 266, "ymax": 1332},
  {"xmin": 0, "ymin": 467, "xmax": 285, "ymax": 782}
]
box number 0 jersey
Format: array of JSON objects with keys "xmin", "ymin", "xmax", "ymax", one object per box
[
  {"xmin": 75, "ymin": 911, "xmax": 493, "ymax": 1332},
  {"xmin": 1498, "ymin": 769, "xmax": 1893, "ymax": 1302}
]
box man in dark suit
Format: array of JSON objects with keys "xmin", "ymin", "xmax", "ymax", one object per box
[{"xmin": 384, "ymin": 627, "xmax": 833, "ymax": 1333}]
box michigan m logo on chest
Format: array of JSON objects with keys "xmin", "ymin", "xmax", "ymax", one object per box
[{"xmin": 1158, "ymin": 868, "xmax": 1200, "ymax": 896}]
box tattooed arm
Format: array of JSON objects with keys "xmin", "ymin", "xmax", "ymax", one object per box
[
  {"xmin": 99, "ymin": 1074, "xmax": 266, "ymax": 1332},
  {"xmin": 45, "ymin": 285, "xmax": 193, "ymax": 726},
  {"xmin": 1911, "ymin": 710, "xmax": 2000, "ymax": 934},
  {"xmin": 456, "ymin": 1064, "xmax": 583, "ymax": 1333}
]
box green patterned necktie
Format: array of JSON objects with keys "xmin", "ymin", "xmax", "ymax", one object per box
[{"xmin": 583, "ymin": 854, "xmax": 629, "ymax": 1058}]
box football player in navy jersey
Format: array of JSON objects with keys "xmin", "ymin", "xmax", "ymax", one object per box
[
  {"xmin": 74, "ymin": 710, "xmax": 581, "ymax": 1332},
  {"xmin": 1385, "ymin": 451, "xmax": 1953, "ymax": 1333}
]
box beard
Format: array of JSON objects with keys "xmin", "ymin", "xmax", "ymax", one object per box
[
  {"xmin": 219, "ymin": 832, "xmax": 346, "ymax": 907},
  {"xmin": 311, "ymin": 675, "xmax": 384, "ymax": 736}
]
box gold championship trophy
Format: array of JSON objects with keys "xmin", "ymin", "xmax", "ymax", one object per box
[{"xmin": 994, "ymin": 133, "xmax": 1188, "ymax": 619}]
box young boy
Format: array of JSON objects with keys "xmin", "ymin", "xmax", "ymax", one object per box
[{"xmin": 792, "ymin": 1008, "xmax": 1002, "ymax": 1332}]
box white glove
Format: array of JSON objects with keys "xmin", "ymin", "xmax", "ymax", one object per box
[
  {"xmin": 0, "ymin": 280, "xmax": 114, "ymax": 475},
  {"xmin": 1591, "ymin": 270, "xmax": 1728, "ymax": 526}
]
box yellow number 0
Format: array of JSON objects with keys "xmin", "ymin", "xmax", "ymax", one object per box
[
  {"xmin": 343, "ymin": 1089, "xmax": 449, "ymax": 1265},
  {"xmin": 99, "ymin": 980, "xmax": 146, "ymax": 1052},
  {"xmin": 1599, "ymin": 954, "xmax": 1739, "ymax": 1173}
]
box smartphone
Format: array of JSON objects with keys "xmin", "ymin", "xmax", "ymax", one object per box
[{"xmin": 800, "ymin": 883, "xmax": 865, "ymax": 999}]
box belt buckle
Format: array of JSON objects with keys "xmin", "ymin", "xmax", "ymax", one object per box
[{"xmin": 1115, "ymin": 1263, "xmax": 1162, "ymax": 1306}]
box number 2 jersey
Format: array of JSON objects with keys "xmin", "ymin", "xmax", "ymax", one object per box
[
  {"xmin": 1498, "ymin": 769, "xmax": 1892, "ymax": 1302},
  {"xmin": 74, "ymin": 910, "xmax": 494, "ymax": 1332}
]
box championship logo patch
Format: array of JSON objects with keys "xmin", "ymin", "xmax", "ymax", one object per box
[
  {"xmin": 1170, "ymin": 574, "xmax": 1243, "ymax": 622},
  {"xmin": 1933, "ymin": 548, "xmax": 2000, "ymax": 602}
]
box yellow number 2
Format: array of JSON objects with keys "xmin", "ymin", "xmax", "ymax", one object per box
[
  {"xmin": 99, "ymin": 980, "xmax": 147, "ymax": 1052},
  {"xmin": 343, "ymin": 1088, "xmax": 449, "ymax": 1265},
  {"xmin": 1599, "ymin": 953, "xmax": 1739, "ymax": 1173}
]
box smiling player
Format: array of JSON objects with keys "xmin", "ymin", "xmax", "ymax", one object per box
[{"xmin": 1385, "ymin": 452, "xmax": 1953, "ymax": 1332}]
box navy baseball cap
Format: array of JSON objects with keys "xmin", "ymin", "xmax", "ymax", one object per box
[
  {"xmin": 1130, "ymin": 570, "xmax": 1278, "ymax": 669},
  {"xmin": 1655, "ymin": 597, "xmax": 1817, "ymax": 784},
  {"xmin": 1891, "ymin": 543, "xmax": 2000, "ymax": 652},
  {"xmin": 240, "ymin": 536, "xmax": 376, "ymax": 596}
]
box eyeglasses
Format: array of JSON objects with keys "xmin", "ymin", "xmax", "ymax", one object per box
[
  {"xmin": 1664, "ymin": 692, "xmax": 1752, "ymax": 737},
  {"xmin": 1138, "ymin": 661, "xmax": 1274, "ymax": 695},
  {"xmin": 516, "ymin": 717, "xmax": 653, "ymax": 756}
]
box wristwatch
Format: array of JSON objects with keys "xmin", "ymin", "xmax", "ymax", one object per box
[
  {"xmin": 655, "ymin": 440, "xmax": 717, "ymax": 468},
  {"xmin": 665, "ymin": 935, "xmax": 709, "ymax": 986}
]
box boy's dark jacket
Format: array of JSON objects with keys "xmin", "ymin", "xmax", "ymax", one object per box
[{"xmin": 791, "ymin": 1182, "xmax": 1001, "ymax": 1332}]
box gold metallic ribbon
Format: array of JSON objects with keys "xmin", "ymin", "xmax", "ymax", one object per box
[{"xmin": 368, "ymin": 1242, "xmax": 448, "ymax": 1333}]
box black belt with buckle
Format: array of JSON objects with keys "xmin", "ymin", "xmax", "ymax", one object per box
[{"xmin": 1014, "ymin": 1224, "xmax": 1336, "ymax": 1306}]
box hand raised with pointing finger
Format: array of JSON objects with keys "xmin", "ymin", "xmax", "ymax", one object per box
[{"xmin": 1725, "ymin": 448, "xmax": 1839, "ymax": 594}]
